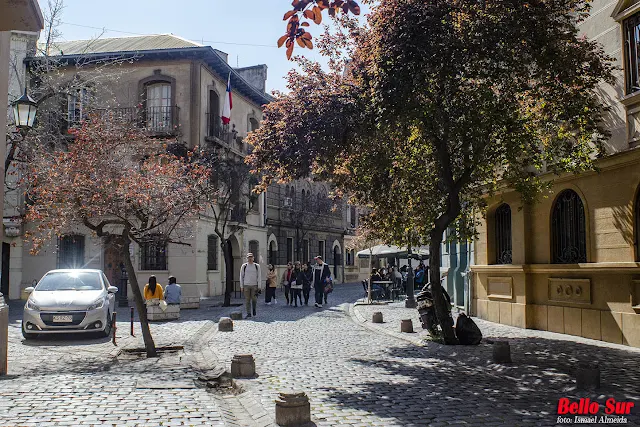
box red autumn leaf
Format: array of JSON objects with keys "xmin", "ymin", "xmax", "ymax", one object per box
[
  {"xmin": 286, "ymin": 43, "xmax": 294, "ymax": 60},
  {"xmin": 313, "ymin": 6, "xmax": 322, "ymax": 24},
  {"xmin": 301, "ymin": 22, "xmax": 310, "ymax": 26},
  {"xmin": 283, "ymin": 10, "xmax": 296, "ymax": 20},
  {"xmin": 297, "ymin": 37, "xmax": 306, "ymax": 48},
  {"xmin": 347, "ymin": 0, "xmax": 360, "ymax": 14},
  {"xmin": 278, "ymin": 34, "xmax": 289, "ymax": 48},
  {"xmin": 303, "ymin": 39, "xmax": 313, "ymax": 49},
  {"xmin": 303, "ymin": 9, "xmax": 314, "ymax": 19}
]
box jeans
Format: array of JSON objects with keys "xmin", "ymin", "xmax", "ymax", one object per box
[
  {"xmin": 284, "ymin": 285, "xmax": 292, "ymax": 305},
  {"xmin": 292, "ymin": 288, "xmax": 302, "ymax": 305},
  {"xmin": 303, "ymin": 286, "xmax": 311, "ymax": 304},
  {"xmin": 315, "ymin": 285, "xmax": 324, "ymax": 305},
  {"xmin": 244, "ymin": 286, "xmax": 258, "ymax": 315}
]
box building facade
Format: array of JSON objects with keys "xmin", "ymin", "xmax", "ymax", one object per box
[
  {"xmin": 4, "ymin": 34, "xmax": 272, "ymax": 300},
  {"xmin": 471, "ymin": 0, "xmax": 640, "ymax": 347}
]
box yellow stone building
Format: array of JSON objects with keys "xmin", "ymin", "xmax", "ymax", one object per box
[{"xmin": 472, "ymin": 0, "xmax": 640, "ymax": 347}]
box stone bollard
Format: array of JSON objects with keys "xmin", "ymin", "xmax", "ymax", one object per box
[
  {"xmin": 372, "ymin": 312, "xmax": 383, "ymax": 323},
  {"xmin": 576, "ymin": 363, "xmax": 600, "ymax": 390},
  {"xmin": 231, "ymin": 354, "xmax": 256, "ymax": 378},
  {"xmin": 218, "ymin": 317, "xmax": 233, "ymax": 332},
  {"xmin": 492, "ymin": 340, "xmax": 512, "ymax": 363},
  {"xmin": 0, "ymin": 293, "xmax": 7, "ymax": 375},
  {"xmin": 275, "ymin": 391, "xmax": 311, "ymax": 426},
  {"xmin": 400, "ymin": 319, "xmax": 413, "ymax": 333},
  {"xmin": 230, "ymin": 312, "xmax": 243, "ymax": 321}
]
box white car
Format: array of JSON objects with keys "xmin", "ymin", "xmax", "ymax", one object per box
[{"xmin": 22, "ymin": 269, "xmax": 118, "ymax": 339}]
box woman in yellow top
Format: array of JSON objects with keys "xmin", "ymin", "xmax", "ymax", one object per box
[
  {"xmin": 265, "ymin": 264, "xmax": 278, "ymax": 305},
  {"xmin": 143, "ymin": 275, "xmax": 164, "ymax": 300}
]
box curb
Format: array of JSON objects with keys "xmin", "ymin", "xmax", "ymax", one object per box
[{"xmin": 347, "ymin": 303, "xmax": 427, "ymax": 347}]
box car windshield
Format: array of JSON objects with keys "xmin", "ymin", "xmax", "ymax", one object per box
[{"xmin": 35, "ymin": 271, "xmax": 103, "ymax": 291}]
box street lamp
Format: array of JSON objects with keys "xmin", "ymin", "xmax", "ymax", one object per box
[{"xmin": 12, "ymin": 89, "xmax": 38, "ymax": 131}]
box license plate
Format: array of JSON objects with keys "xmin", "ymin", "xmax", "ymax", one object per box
[{"xmin": 52, "ymin": 315, "xmax": 73, "ymax": 323}]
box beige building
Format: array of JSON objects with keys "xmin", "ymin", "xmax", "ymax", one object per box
[
  {"xmin": 5, "ymin": 34, "xmax": 273, "ymax": 301},
  {"xmin": 472, "ymin": 0, "xmax": 640, "ymax": 347}
]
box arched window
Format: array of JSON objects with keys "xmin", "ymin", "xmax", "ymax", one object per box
[
  {"xmin": 552, "ymin": 189, "xmax": 587, "ymax": 264},
  {"xmin": 269, "ymin": 240, "xmax": 277, "ymax": 265},
  {"xmin": 301, "ymin": 189, "xmax": 306, "ymax": 210},
  {"xmin": 494, "ymin": 204, "xmax": 512, "ymax": 264}
]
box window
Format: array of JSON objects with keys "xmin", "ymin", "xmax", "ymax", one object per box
[
  {"xmin": 301, "ymin": 190, "xmax": 306, "ymax": 210},
  {"xmin": 494, "ymin": 204, "xmax": 512, "ymax": 264},
  {"xmin": 57, "ymin": 235, "xmax": 85, "ymax": 269},
  {"xmin": 625, "ymin": 14, "xmax": 640, "ymax": 94},
  {"xmin": 141, "ymin": 238, "xmax": 167, "ymax": 270},
  {"xmin": 248, "ymin": 117, "xmax": 259, "ymax": 132},
  {"xmin": 350, "ymin": 205, "xmax": 357, "ymax": 228},
  {"xmin": 552, "ymin": 190, "xmax": 587, "ymax": 264},
  {"xmin": 346, "ymin": 249, "xmax": 355, "ymax": 266},
  {"xmin": 318, "ymin": 240, "xmax": 326, "ymax": 260},
  {"xmin": 208, "ymin": 90, "xmax": 221, "ymax": 137},
  {"xmin": 302, "ymin": 239, "xmax": 309, "ymax": 262},
  {"xmin": 146, "ymin": 83, "xmax": 172, "ymax": 132},
  {"xmin": 249, "ymin": 240, "xmax": 259, "ymax": 261},
  {"xmin": 207, "ymin": 235, "xmax": 218, "ymax": 270},
  {"xmin": 269, "ymin": 240, "xmax": 277, "ymax": 265},
  {"xmin": 286, "ymin": 237, "xmax": 294, "ymax": 263},
  {"xmin": 67, "ymin": 88, "xmax": 88, "ymax": 124}
]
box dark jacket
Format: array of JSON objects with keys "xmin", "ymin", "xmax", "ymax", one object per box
[
  {"xmin": 302, "ymin": 269, "xmax": 312, "ymax": 288},
  {"xmin": 313, "ymin": 263, "xmax": 331, "ymax": 288}
]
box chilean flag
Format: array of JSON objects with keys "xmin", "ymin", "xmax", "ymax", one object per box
[{"xmin": 221, "ymin": 73, "xmax": 232, "ymax": 125}]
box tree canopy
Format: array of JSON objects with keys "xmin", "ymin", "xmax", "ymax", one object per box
[{"xmin": 250, "ymin": 0, "xmax": 615, "ymax": 343}]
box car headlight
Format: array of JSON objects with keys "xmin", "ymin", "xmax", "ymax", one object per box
[
  {"xmin": 26, "ymin": 298, "xmax": 40, "ymax": 311},
  {"xmin": 87, "ymin": 298, "xmax": 105, "ymax": 311}
]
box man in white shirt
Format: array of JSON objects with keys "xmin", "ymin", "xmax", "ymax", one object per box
[{"xmin": 240, "ymin": 253, "xmax": 262, "ymax": 318}]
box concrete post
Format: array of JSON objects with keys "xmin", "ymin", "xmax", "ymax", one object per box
[
  {"xmin": 492, "ymin": 341, "xmax": 511, "ymax": 363},
  {"xmin": 230, "ymin": 312, "xmax": 243, "ymax": 320},
  {"xmin": 576, "ymin": 363, "xmax": 600, "ymax": 390},
  {"xmin": 275, "ymin": 391, "xmax": 311, "ymax": 426},
  {"xmin": 218, "ymin": 317, "xmax": 233, "ymax": 332},
  {"xmin": 0, "ymin": 293, "xmax": 8, "ymax": 375},
  {"xmin": 372, "ymin": 312, "xmax": 383, "ymax": 323},
  {"xmin": 405, "ymin": 248, "xmax": 416, "ymax": 308},
  {"xmin": 230, "ymin": 354, "xmax": 256, "ymax": 378},
  {"xmin": 401, "ymin": 319, "xmax": 413, "ymax": 333}
]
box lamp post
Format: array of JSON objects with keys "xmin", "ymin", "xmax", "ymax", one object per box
[{"xmin": 12, "ymin": 89, "xmax": 38, "ymax": 132}]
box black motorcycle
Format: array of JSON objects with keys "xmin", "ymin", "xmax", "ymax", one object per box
[{"xmin": 416, "ymin": 277, "xmax": 452, "ymax": 334}]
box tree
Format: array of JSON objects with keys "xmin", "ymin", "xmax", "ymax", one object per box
[
  {"xmin": 248, "ymin": 0, "xmax": 615, "ymax": 344},
  {"xmin": 197, "ymin": 146, "xmax": 259, "ymax": 307},
  {"xmin": 24, "ymin": 115, "xmax": 208, "ymax": 357}
]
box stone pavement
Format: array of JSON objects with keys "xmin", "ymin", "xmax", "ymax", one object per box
[
  {"xmin": 206, "ymin": 284, "xmax": 640, "ymax": 426},
  {"xmin": 0, "ymin": 296, "xmax": 242, "ymax": 427},
  {"xmin": 2, "ymin": 285, "xmax": 640, "ymax": 426}
]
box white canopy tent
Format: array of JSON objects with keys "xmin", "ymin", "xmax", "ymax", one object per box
[{"xmin": 356, "ymin": 245, "xmax": 429, "ymax": 259}]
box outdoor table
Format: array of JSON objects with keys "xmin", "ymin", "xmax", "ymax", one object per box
[{"xmin": 372, "ymin": 281, "xmax": 394, "ymax": 299}]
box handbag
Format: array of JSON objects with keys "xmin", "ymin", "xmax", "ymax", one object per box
[{"xmin": 323, "ymin": 278, "xmax": 334, "ymax": 294}]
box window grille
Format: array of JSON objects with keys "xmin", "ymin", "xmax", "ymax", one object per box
[
  {"xmin": 57, "ymin": 235, "xmax": 85, "ymax": 269},
  {"xmin": 552, "ymin": 190, "xmax": 587, "ymax": 264},
  {"xmin": 207, "ymin": 235, "xmax": 218, "ymax": 270},
  {"xmin": 494, "ymin": 204, "xmax": 512, "ymax": 264}
]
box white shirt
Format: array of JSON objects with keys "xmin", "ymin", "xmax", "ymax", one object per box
[{"xmin": 240, "ymin": 262, "xmax": 262, "ymax": 288}]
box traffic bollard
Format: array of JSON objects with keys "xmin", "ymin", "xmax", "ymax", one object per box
[
  {"xmin": 130, "ymin": 307, "xmax": 134, "ymax": 336},
  {"xmin": 112, "ymin": 312, "xmax": 117, "ymax": 346}
]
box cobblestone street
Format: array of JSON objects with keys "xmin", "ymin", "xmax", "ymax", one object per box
[{"xmin": 1, "ymin": 284, "xmax": 639, "ymax": 426}]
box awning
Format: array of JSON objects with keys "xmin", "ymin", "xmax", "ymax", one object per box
[{"xmin": 356, "ymin": 245, "xmax": 429, "ymax": 259}]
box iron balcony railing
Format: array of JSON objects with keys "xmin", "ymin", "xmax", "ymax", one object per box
[
  {"xmin": 205, "ymin": 112, "xmax": 240, "ymax": 145},
  {"xmin": 229, "ymin": 203, "xmax": 247, "ymax": 223},
  {"xmin": 52, "ymin": 106, "xmax": 181, "ymax": 135}
]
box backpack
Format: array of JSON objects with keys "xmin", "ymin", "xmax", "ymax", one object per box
[{"xmin": 455, "ymin": 313, "xmax": 482, "ymax": 345}]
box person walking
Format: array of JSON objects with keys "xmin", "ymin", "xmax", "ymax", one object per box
[
  {"xmin": 302, "ymin": 262, "xmax": 313, "ymax": 306},
  {"xmin": 164, "ymin": 276, "xmax": 182, "ymax": 305},
  {"xmin": 265, "ymin": 264, "xmax": 278, "ymax": 305},
  {"xmin": 240, "ymin": 253, "xmax": 262, "ymax": 319},
  {"xmin": 280, "ymin": 261, "xmax": 294, "ymax": 306},
  {"xmin": 143, "ymin": 275, "xmax": 164, "ymax": 301},
  {"xmin": 312, "ymin": 256, "xmax": 331, "ymax": 308},
  {"xmin": 291, "ymin": 262, "xmax": 304, "ymax": 307}
]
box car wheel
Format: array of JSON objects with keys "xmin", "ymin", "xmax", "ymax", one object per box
[
  {"xmin": 21, "ymin": 321, "xmax": 38, "ymax": 340},
  {"xmin": 100, "ymin": 311, "xmax": 112, "ymax": 338}
]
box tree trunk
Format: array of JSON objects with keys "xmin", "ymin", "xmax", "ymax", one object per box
[
  {"xmin": 222, "ymin": 241, "xmax": 233, "ymax": 307},
  {"xmin": 429, "ymin": 228, "xmax": 458, "ymax": 345},
  {"xmin": 121, "ymin": 244, "xmax": 157, "ymax": 357}
]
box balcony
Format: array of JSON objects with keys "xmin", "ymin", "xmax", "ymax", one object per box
[
  {"xmin": 205, "ymin": 112, "xmax": 242, "ymax": 147},
  {"xmin": 42, "ymin": 106, "xmax": 181, "ymax": 136},
  {"xmin": 229, "ymin": 203, "xmax": 247, "ymax": 223}
]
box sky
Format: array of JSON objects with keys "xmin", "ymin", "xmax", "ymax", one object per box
[{"xmin": 44, "ymin": 0, "xmax": 339, "ymax": 94}]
